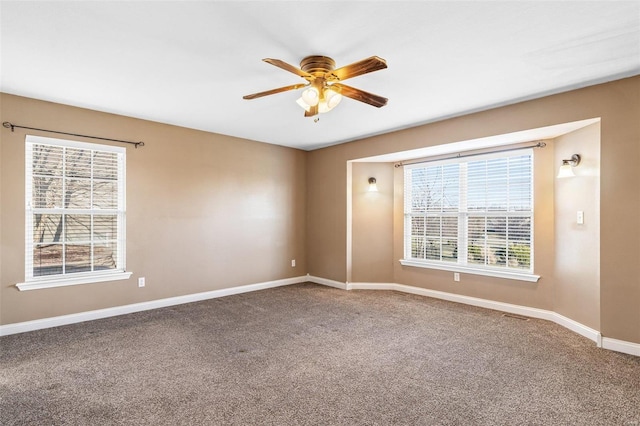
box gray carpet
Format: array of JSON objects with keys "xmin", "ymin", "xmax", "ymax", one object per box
[{"xmin": 1, "ymin": 283, "xmax": 639, "ymax": 425}]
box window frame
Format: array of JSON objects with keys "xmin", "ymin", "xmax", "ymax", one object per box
[
  {"xmin": 400, "ymin": 149, "xmax": 540, "ymax": 283},
  {"xmin": 17, "ymin": 135, "xmax": 132, "ymax": 291}
]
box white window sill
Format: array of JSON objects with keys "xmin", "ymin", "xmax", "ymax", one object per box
[
  {"xmin": 16, "ymin": 271, "xmax": 133, "ymax": 291},
  {"xmin": 399, "ymin": 259, "xmax": 540, "ymax": 283}
]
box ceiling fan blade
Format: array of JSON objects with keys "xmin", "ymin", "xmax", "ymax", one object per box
[
  {"xmin": 243, "ymin": 83, "xmax": 307, "ymax": 100},
  {"xmin": 332, "ymin": 56, "xmax": 387, "ymax": 81},
  {"xmin": 332, "ymin": 83, "xmax": 388, "ymax": 108},
  {"xmin": 304, "ymin": 104, "xmax": 319, "ymax": 117},
  {"xmin": 263, "ymin": 58, "xmax": 313, "ymax": 80}
]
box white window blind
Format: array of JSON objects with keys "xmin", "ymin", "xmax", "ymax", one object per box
[
  {"xmin": 23, "ymin": 135, "xmax": 127, "ymax": 288},
  {"xmin": 404, "ymin": 149, "xmax": 534, "ymax": 274}
]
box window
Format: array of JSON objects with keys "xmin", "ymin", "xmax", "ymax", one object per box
[
  {"xmin": 18, "ymin": 135, "xmax": 131, "ymax": 290},
  {"xmin": 401, "ymin": 149, "xmax": 539, "ymax": 282}
]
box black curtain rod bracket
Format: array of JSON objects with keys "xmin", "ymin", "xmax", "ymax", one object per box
[{"xmin": 3, "ymin": 121, "xmax": 145, "ymax": 148}]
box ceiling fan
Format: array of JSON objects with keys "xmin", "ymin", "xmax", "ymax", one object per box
[{"xmin": 243, "ymin": 55, "xmax": 388, "ymax": 118}]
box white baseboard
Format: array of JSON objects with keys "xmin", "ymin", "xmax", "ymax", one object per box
[
  {"xmin": 347, "ymin": 282, "xmax": 397, "ymax": 291},
  {"xmin": 549, "ymin": 311, "xmax": 602, "ymax": 345},
  {"xmin": 349, "ymin": 281, "xmax": 557, "ymax": 322},
  {"xmin": 602, "ymin": 337, "xmax": 640, "ymax": 357},
  {"xmin": 307, "ymin": 274, "xmax": 348, "ymax": 290},
  {"xmin": 345, "ymin": 281, "xmax": 640, "ymax": 357},
  {"xmin": 3, "ymin": 275, "xmax": 637, "ymax": 358},
  {"xmin": 0, "ymin": 275, "xmax": 309, "ymax": 337}
]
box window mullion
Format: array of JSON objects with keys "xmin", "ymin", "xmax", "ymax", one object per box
[
  {"xmin": 404, "ymin": 170, "xmax": 412, "ymax": 259},
  {"xmin": 483, "ymin": 216, "xmax": 489, "ymax": 267},
  {"xmin": 62, "ymin": 146, "xmax": 67, "ymax": 275},
  {"xmin": 25, "ymin": 143, "xmax": 34, "ymax": 280},
  {"xmin": 458, "ymin": 162, "xmax": 468, "ymax": 265},
  {"xmin": 90, "ymin": 151, "xmax": 95, "ymax": 272},
  {"xmin": 506, "ymin": 160, "xmax": 511, "ymax": 267},
  {"xmin": 118, "ymin": 153, "xmax": 123, "ymax": 270}
]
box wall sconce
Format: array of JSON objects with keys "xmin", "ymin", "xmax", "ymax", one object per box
[
  {"xmin": 368, "ymin": 177, "xmax": 378, "ymax": 192},
  {"xmin": 557, "ymin": 154, "xmax": 581, "ymax": 178}
]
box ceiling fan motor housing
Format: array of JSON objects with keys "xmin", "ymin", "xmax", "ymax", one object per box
[{"xmin": 300, "ymin": 56, "xmax": 337, "ymax": 78}]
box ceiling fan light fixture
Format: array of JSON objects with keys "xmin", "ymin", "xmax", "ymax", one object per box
[
  {"xmin": 324, "ymin": 87, "xmax": 342, "ymax": 109},
  {"xmin": 318, "ymin": 101, "xmax": 330, "ymax": 114},
  {"xmin": 296, "ymin": 97, "xmax": 311, "ymax": 112},
  {"xmin": 301, "ymin": 87, "xmax": 320, "ymax": 106},
  {"xmin": 316, "ymin": 87, "xmax": 342, "ymax": 114},
  {"xmin": 243, "ymin": 55, "xmax": 387, "ymax": 118}
]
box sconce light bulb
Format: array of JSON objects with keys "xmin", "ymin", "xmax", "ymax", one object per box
[{"xmin": 368, "ymin": 177, "xmax": 378, "ymax": 192}]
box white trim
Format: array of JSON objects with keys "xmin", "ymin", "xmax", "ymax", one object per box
[
  {"xmin": 322, "ymin": 280, "xmax": 638, "ymax": 357},
  {"xmin": 348, "ymin": 282, "xmax": 604, "ymax": 348},
  {"xmin": 550, "ymin": 311, "xmax": 603, "ymax": 344},
  {"xmin": 306, "ymin": 274, "xmax": 348, "ymax": 290},
  {"xmin": 1, "ymin": 276, "xmax": 308, "ymax": 336},
  {"xmin": 16, "ymin": 271, "xmax": 133, "ymax": 291},
  {"xmin": 350, "ymin": 281, "xmax": 554, "ymax": 320},
  {"xmin": 601, "ymin": 337, "xmax": 640, "ymax": 357},
  {"xmin": 346, "ymin": 161, "xmax": 353, "ymax": 283},
  {"xmin": 596, "ymin": 332, "xmax": 603, "ymax": 348},
  {"xmin": 4, "ymin": 275, "xmax": 637, "ymax": 358},
  {"xmin": 399, "ymin": 259, "xmax": 541, "ymax": 283},
  {"xmin": 347, "ymin": 282, "xmax": 397, "ymax": 291}
]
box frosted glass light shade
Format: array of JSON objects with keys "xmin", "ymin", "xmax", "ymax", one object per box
[
  {"xmin": 557, "ymin": 164, "xmax": 575, "ymax": 178},
  {"xmin": 557, "ymin": 154, "xmax": 581, "ymax": 178},
  {"xmin": 297, "ymin": 85, "xmax": 343, "ymax": 114},
  {"xmin": 301, "ymin": 87, "xmax": 319, "ymax": 106},
  {"xmin": 368, "ymin": 177, "xmax": 378, "ymax": 192},
  {"xmin": 296, "ymin": 97, "xmax": 311, "ymax": 112},
  {"xmin": 325, "ymin": 89, "xmax": 342, "ymax": 109},
  {"xmin": 317, "ymin": 88, "xmax": 342, "ymax": 114}
]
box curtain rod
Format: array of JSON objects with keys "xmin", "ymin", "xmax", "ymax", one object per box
[
  {"xmin": 3, "ymin": 121, "xmax": 145, "ymax": 148},
  {"xmin": 394, "ymin": 141, "xmax": 546, "ymax": 168}
]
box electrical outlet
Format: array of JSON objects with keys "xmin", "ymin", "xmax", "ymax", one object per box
[
  {"xmin": 577, "ymin": 211, "xmax": 584, "ymax": 225},
  {"xmin": 454, "ymin": 273, "xmax": 460, "ymax": 282},
  {"xmin": 291, "ymin": 259, "xmax": 296, "ymax": 267},
  {"xmin": 138, "ymin": 277, "xmax": 145, "ymax": 288}
]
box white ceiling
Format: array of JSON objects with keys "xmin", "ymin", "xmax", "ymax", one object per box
[{"xmin": 1, "ymin": 1, "xmax": 638, "ymax": 151}]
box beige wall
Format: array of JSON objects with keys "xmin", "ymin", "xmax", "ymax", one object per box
[
  {"xmin": 0, "ymin": 93, "xmax": 307, "ymax": 325},
  {"xmin": 308, "ymin": 76, "xmax": 640, "ymax": 344},
  {"xmin": 553, "ymin": 123, "xmax": 600, "ymax": 330},
  {"xmin": 350, "ymin": 162, "xmax": 394, "ymax": 283},
  {"xmin": 307, "ymin": 148, "xmax": 348, "ymax": 282}
]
